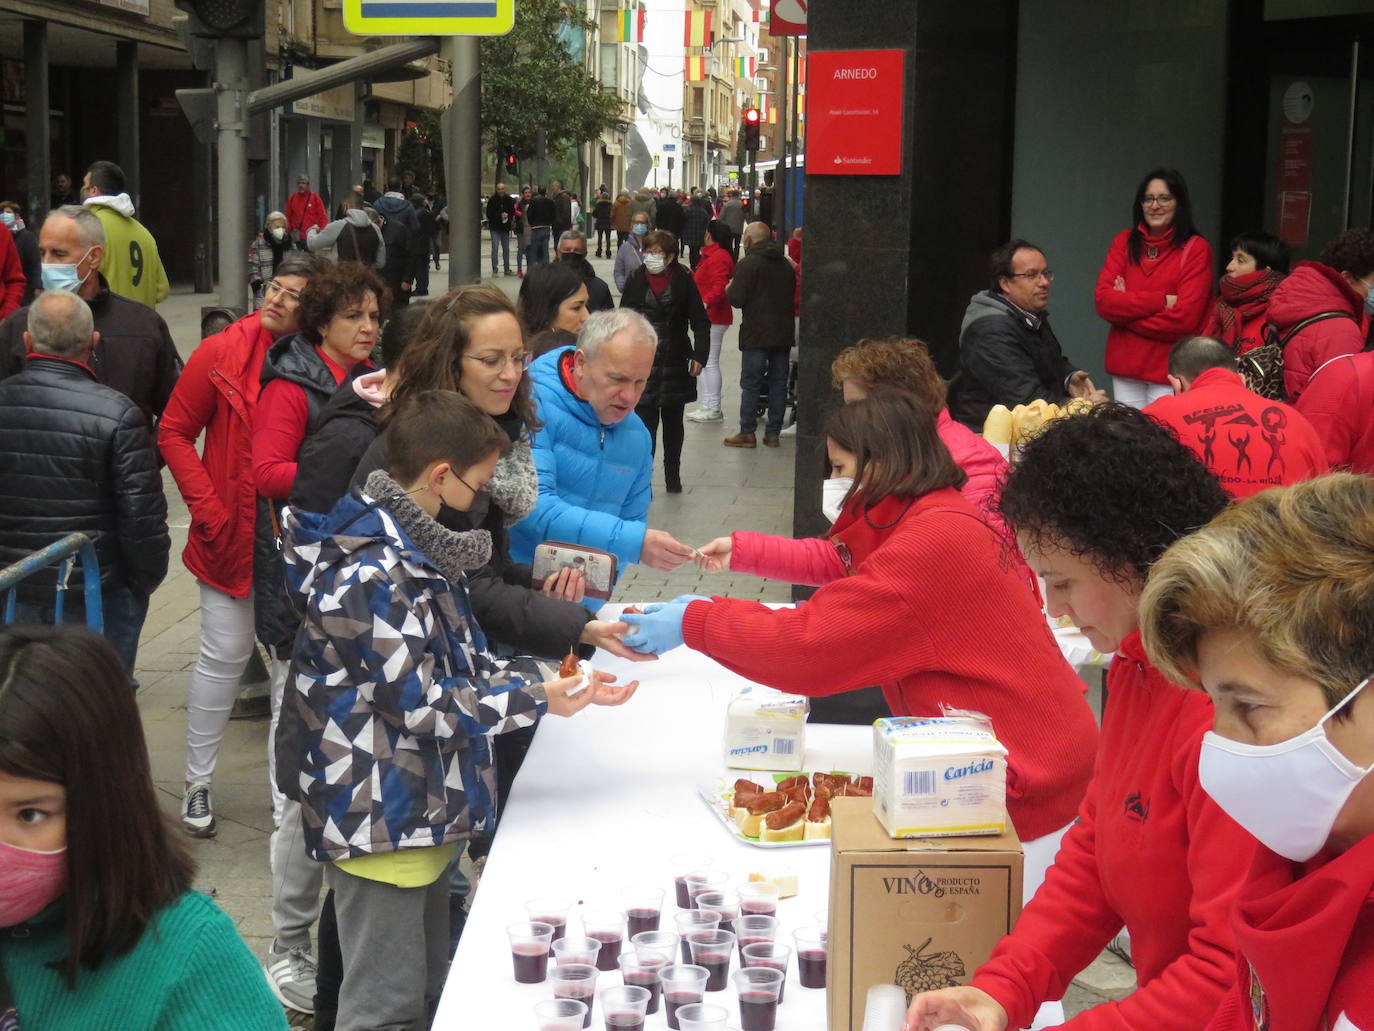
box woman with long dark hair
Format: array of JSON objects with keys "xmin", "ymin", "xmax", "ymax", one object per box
[
  {"xmin": 518, "ymin": 260, "xmax": 589, "ymax": 358},
  {"xmin": 1094, "ymin": 168, "xmax": 1213, "ymax": 407}
]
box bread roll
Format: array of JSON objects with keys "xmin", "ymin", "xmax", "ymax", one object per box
[{"xmin": 982, "ymin": 404, "xmax": 1013, "ymax": 445}]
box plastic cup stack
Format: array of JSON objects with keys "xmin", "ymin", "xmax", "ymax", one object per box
[{"xmin": 861, "ymin": 984, "xmax": 910, "ymax": 1031}]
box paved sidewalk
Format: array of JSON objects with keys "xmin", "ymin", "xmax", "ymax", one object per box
[{"xmin": 139, "ymin": 256, "xmax": 1127, "ymax": 1022}]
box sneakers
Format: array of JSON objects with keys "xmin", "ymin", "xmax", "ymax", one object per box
[
  {"xmin": 779, "ymin": 422, "xmax": 798, "ymax": 437},
  {"xmin": 1106, "ymin": 928, "xmax": 1133, "ymax": 967},
  {"xmin": 723, "ymin": 432, "xmax": 757, "ymax": 448},
  {"xmin": 181, "ymin": 783, "xmax": 216, "ymax": 838},
  {"xmin": 265, "ymin": 938, "xmax": 317, "ymax": 1013},
  {"xmin": 687, "ymin": 406, "xmax": 723, "ymax": 423}
]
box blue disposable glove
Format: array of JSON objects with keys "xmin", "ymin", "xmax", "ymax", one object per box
[
  {"xmin": 668, "ymin": 594, "xmax": 712, "ymax": 605},
  {"xmin": 621, "ymin": 601, "xmax": 691, "ymax": 655}
]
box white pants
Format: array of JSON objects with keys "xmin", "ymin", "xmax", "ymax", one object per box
[
  {"xmin": 184, "ymin": 583, "xmax": 257, "ymax": 786},
  {"xmin": 699, "ymin": 323, "xmax": 726, "ymax": 411},
  {"xmin": 1111, "ymin": 376, "xmax": 1171, "ymax": 408}
]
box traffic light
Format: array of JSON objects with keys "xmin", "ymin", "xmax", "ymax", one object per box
[
  {"xmin": 173, "ymin": 0, "xmax": 264, "ymax": 37},
  {"xmin": 504, "ymin": 150, "xmax": 519, "ymax": 177},
  {"xmin": 743, "ymin": 107, "xmax": 761, "ymax": 152}
]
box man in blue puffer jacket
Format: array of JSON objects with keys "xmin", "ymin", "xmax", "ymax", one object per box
[{"xmin": 511, "ymin": 309, "xmax": 696, "ymax": 600}]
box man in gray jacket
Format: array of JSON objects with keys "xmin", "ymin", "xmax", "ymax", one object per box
[{"xmin": 306, "ymin": 197, "xmax": 385, "ymax": 268}]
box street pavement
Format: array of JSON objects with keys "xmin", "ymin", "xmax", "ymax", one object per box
[{"xmin": 137, "ymin": 252, "xmax": 1129, "ymax": 1022}]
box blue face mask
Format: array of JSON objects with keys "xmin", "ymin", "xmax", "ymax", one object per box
[
  {"xmin": 632, "ymin": 224, "xmax": 648, "ymax": 236},
  {"xmin": 1365, "ymin": 287, "xmax": 1374, "ymax": 317},
  {"xmin": 41, "ymin": 248, "xmax": 95, "ymax": 293},
  {"xmin": 0, "ymin": 211, "xmax": 14, "ymax": 229}
]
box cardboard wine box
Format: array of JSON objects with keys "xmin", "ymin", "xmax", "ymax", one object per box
[{"xmin": 827, "ymin": 797, "xmax": 1023, "ymax": 1031}]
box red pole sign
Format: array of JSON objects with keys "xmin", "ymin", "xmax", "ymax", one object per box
[
  {"xmin": 769, "ymin": 0, "xmax": 807, "ymax": 36},
  {"xmin": 805, "ymin": 49, "xmax": 905, "ymax": 176}
]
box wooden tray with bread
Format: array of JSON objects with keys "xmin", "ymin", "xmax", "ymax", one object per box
[{"xmin": 696, "ymin": 771, "xmax": 873, "ymax": 849}]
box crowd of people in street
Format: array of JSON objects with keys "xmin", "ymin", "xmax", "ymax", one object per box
[{"xmin": 0, "ymin": 156, "xmax": 1372, "ymax": 1031}]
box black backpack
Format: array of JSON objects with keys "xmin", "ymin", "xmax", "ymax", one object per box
[{"xmin": 1241, "ymin": 311, "xmax": 1357, "ymax": 400}]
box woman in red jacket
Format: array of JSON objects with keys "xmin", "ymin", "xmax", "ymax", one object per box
[
  {"xmin": 1094, "ymin": 168, "xmax": 1213, "ymax": 408},
  {"xmin": 1141, "ymin": 474, "xmax": 1374, "ymax": 1031},
  {"xmin": 157, "ymin": 250, "xmax": 325, "ymax": 838},
  {"xmin": 687, "ymin": 219, "xmax": 735, "ymax": 423},
  {"xmin": 1205, "ymin": 230, "xmax": 1290, "ymax": 355},
  {"xmin": 627, "ymin": 393, "xmax": 1098, "ymax": 854},
  {"xmin": 905, "ymin": 404, "xmax": 1254, "ymax": 1031}
]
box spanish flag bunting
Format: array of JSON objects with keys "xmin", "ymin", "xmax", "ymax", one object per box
[
  {"xmin": 796, "ymin": 91, "xmax": 805, "ymax": 120},
  {"xmin": 788, "ymin": 55, "xmax": 806, "ymax": 86},
  {"xmin": 685, "ymin": 56, "xmax": 708, "ymax": 81},
  {"xmin": 684, "ymin": 9, "xmax": 712, "ymax": 47}
]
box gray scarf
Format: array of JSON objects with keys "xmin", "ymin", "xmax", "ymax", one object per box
[
  {"xmin": 365, "ymin": 469, "xmax": 492, "ymax": 581},
  {"xmin": 486, "ymin": 440, "xmax": 537, "ymax": 527}
]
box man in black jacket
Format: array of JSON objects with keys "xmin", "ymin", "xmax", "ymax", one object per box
[
  {"xmin": 486, "ymin": 183, "xmax": 516, "ymax": 276},
  {"xmin": 525, "ymin": 186, "xmax": 557, "ymax": 265},
  {"xmin": 0, "ymin": 205, "xmax": 181, "ymax": 428},
  {"xmin": 951, "ymin": 238, "xmax": 1106, "ymax": 429},
  {"xmin": 724, "ymin": 222, "xmax": 797, "ymax": 448},
  {"xmin": 557, "ymin": 230, "xmax": 614, "ymax": 312},
  {"xmin": 0, "ymin": 288, "xmax": 169, "ymax": 679}
]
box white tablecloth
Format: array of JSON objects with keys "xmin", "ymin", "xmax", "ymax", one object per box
[{"xmin": 435, "ymin": 622, "xmax": 865, "ymax": 1030}]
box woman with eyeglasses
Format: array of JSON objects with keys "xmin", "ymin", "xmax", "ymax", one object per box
[
  {"xmin": 1094, "ymin": 167, "xmax": 1213, "ymax": 408},
  {"xmin": 158, "ymin": 250, "xmax": 328, "ymax": 845}
]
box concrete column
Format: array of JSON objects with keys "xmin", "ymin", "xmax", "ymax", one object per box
[
  {"xmin": 116, "ymin": 40, "xmax": 140, "ymax": 207},
  {"xmin": 23, "ymin": 20, "xmax": 49, "ymax": 224}
]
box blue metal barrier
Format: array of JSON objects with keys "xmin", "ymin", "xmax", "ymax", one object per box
[{"xmin": 0, "ymin": 533, "xmax": 103, "ymax": 632}]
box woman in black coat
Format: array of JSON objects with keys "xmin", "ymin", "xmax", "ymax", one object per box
[{"xmin": 619, "ymin": 229, "xmax": 710, "ymax": 493}]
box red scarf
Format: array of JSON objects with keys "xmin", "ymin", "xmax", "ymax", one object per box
[
  {"xmin": 1137, "ymin": 223, "xmax": 1177, "ymax": 273},
  {"xmin": 646, "ymin": 267, "xmax": 672, "ymax": 296},
  {"xmin": 827, "ymin": 491, "xmax": 918, "ymax": 575},
  {"xmin": 1213, "ymin": 268, "xmax": 1285, "ymax": 352}
]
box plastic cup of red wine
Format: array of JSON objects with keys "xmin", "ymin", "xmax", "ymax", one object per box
[
  {"xmin": 732, "ymin": 966, "xmax": 784, "ymax": 1031},
  {"xmin": 552, "ymin": 935, "xmax": 602, "ymax": 969},
  {"xmin": 630, "ymin": 929, "xmax": 679, "ymax": 966},
  {"xmin": 658, "ymin": 964, "xmax": 709, "ymax": 1031},
  {"xmin": 598, "ymin": 983, "xmax": 650, "ymax": 1031},
  {"xmin": 675, "ymin": 1002, "xmax": 730, "ymax": 1031},
  {"xmin": 736, "ymin": 881, "xmax": 780, "ymax": 918},
  {"xmin": 669, "ymin": 853, "xmax": 713, "ymax": 909},
  {"xmin": 581, "ymin": 909, "xmax": 628, "ymax": 972},
  {"xmin": 509, "ymin": 921, "xmax": 555, "ymax": 984},
  {"xmin": 527, "ymin": 897, "xmax": 571, "ymax": 956},
  {"xmin": 673, "ymin": 911, "xmax": 720, "ymax": 964},
  {"xmin": 686, "ymin": 928, "xmax": 736, "ymax": 991},
  {"xmin": 549, "ymin": 964, "xmax": 599, "ymax": 1029},
  {"xmin": 620, "ymin": 884, "xmax": 665, "ymax": 938},
  {"xmin": 733, "ymin": 915, "xmax": 777, "ymax": 964},
  {"xmin": 534, "ymin": 997, "xmax": 589, "ymax": 1031},
  {"xmin": 618, "ymin": 952, "xmax": 666, "ymax": 1014},
  {"xmin": 792, "ymin": 926, "xmax": 827, "ymax": 989},
  {"xmin": 741, "ymin": 940, "xmax": 791, "ymax": 1004},
  {"xmin": 693, "ymin": 890, "xmax": 740, "ymax": 934},
  {"xmin": 684, "ymin": 870, "xmax": 729, "ymax": 910}
]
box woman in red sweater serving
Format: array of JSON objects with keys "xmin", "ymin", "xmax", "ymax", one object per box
[
  {"xmin": 1094, "ymin": 168, "xmax": 1213, "ymax": 408},
  {"xmin": 904, "ymin": 404, "xmax": 1254, "ymax": 1031},
  {"xmin": 1141, "ymin": 474, "xmax": 1374, "ymax": 1031},
  {"xmin": 622, "ymin": 393, "xmax": 1098, "ymax": 859}
]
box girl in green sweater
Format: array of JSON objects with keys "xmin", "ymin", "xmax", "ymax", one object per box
[{"xmin": 0, "ymin": 624, "xmax": 287, "ymax": 1029}]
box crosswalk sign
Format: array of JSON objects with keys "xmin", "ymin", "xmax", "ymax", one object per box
[{"xmin": 343, "ymin": 0, "xmax": 515, "ymax": 35}]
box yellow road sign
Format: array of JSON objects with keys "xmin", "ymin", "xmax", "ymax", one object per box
[{"xmin": 343, "ymin": 0, "xmax": 514, "ymax": 35}]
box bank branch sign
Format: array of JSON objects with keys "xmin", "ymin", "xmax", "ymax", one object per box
[
  {"xmin": 343, "ymin": 0, "xmax": 514, "ymax": 35},
  {"xmin": 807, "ymin": 49, "xmax": 905, "ymax": 176}
]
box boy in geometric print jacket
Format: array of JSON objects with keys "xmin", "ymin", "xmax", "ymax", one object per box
[{"xmin": 281, "ymin": 389, "xmax": 637, "ymax": 1030}]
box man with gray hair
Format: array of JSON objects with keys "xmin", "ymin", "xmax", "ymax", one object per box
[
  {"xmin": 0, "ymin": 204, "xmax": 181, "ymax": 428},
  {"xmin": 511, "ymin": 309, "xmax": 696, "ymax": 586},
  {"xmin": 0, "ymin": 288, "xmax": 169, "ymax": 679},
  {"xmin": 557, "ymin": 229, "xmax": 614, "ymax": 312}
]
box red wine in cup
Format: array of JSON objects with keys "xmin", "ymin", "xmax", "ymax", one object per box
[
  {"xmin": 749, "ymin": 959, "xmax": 787, "ymax": 1003},
  {"xmin": 554, "ymin": 985, "xmax": 595, "ymax": 1028},
  {"xmin": 674, "ymin": 876, "xmax": 692, "ymax": 908},
  {"xmin": 604, "ymin": 1015, "xmax": 644, "ymax": 1031},
  {"xmin": 740, "ymin": 900, "xmax": 776, "ymax": 917},
  {"xmin": 798, "ymin": 949, "xmax": 827, "ymax": 988},
  {"xmin": 739, "ymin": 991, "xmax": 778, "ymax": 1031},
  {"xmin": 623, "ymin": 969, "xmax": 663, "ymax": 1014},
  {"xmin": 626, "ymin": 907, "xmax": 660, "ymax": 938},
  {"xmin": 512, "ymin": 943, "xmax": 549, "ymax": 983},
  {"xmin": 590, "ymin": 931, "xmax": 622, "ymax": 971},
  {"xmin": 536, "ymin": 916, "xmax": 567, "ymax": 955},
  {"xmin": 737, "ymin": 936, "xmax": 769, "ymax": 963},
  {"xmin": 664, "ymin": 991, "xmax": 702, "ymax": 1030},
  {"xmin": 680, "ymin": 939, "xmax": 693, "ymax": 964},
  {"xmin": 696, "ymin": 951, "xmax": 731, "ymax": 991}
]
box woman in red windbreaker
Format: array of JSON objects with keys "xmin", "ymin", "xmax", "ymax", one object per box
[
  {"xmin": 1206, "ymin": 231, "xmax": 1290, "ymax": 355},
  {"xmin": 687, "ymin": 219, "xmax": 735, "ymax": 423},
  {"xmin": 1141, "ymin": 474, "xmax": 1374, "ymax": 1031},
  {"xmin": 1095, "ymin": 168, "xmax": 1213, "ymax": 408}
]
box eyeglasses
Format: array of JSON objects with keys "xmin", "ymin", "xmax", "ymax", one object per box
[
  {"xmin": 463, "ymin": 351, "xmax": 531, "ymax": 372},
  {"xmin": 1007, "ymin": 270, "xmax": 1054, "ymax": 283},
  {"xmin": 1142, "ymin": 194, "xmax": 1176, "ymax": 207},
  {"xmin": 264, "ymin": 280, "xmax": 303, "ymax": 303}
]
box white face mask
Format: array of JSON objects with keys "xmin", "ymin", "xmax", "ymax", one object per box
[
  {"xmin": 821, "ymin": 476, "xmax": 853, "ymax": 524},
  {"xmin": 643, "ymin": 253, "xmax": 668, "ymax": 274},
  {"xmin": 1199, "ymin": 675, "xmax": 1374, "ymax": 861},
  {"xmin": 271, "ymin": 226, "xmax": 285, "ymax": 241}
]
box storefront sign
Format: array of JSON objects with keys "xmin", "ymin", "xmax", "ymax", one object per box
[
  {"xmin": 291, "ymin": 83, "xmax": 357, "ymax": 122},
  {"xmin": 93, "ymin": 0, "xmax": 151, "ymax": 15},
  {"xmin": 805, "ymin": 49, "xmax": 904, "ymax": 176},
  {"xmin": 362, "ymin": 125, "xmax": 386, "ymax": 150}
]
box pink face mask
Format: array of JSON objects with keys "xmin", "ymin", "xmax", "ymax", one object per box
[{"xmin": 0, "ymin": 839, "xmax": 67, "ymax": 926}]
